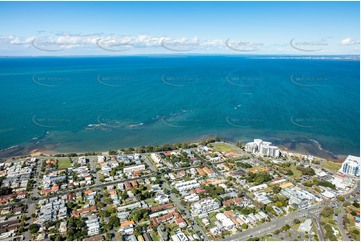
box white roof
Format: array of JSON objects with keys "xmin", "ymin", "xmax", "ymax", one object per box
[
  {"xmin": 216, "ymin": 213, "xmax": 228, "ymax": 221},
  {"xmin": 299, "ymin": 219, "xmax": 312, "ymax": 233},
  {"xmin": 322, "ymin": 190, "xmax": 336, "ymax": 198}
]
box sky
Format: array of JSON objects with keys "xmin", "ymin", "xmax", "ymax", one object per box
[{"xmin": 0, "ymin": 1, "xmax": 359, "ymax": 55}]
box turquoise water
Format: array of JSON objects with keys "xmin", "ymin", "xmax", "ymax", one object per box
[{"xmin": 0, "ymin": 56, "xmax": 359, "ymax": 156}]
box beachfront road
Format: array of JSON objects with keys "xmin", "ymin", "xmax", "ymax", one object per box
[{"xmin": 223, "ymin": 205, "xmax": 323, "ymax": 241}]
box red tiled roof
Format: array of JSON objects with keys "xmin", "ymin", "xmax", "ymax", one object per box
[
  {"xmin": 175, "ymin": 218, "xmax": 185, "ymax": 223},
  {"xmin": 203, "ymin": 167, "xmax": 214, "ymax": 174},
  {"xmin": 72, "ymin": 205, "xmax": 97, "ymax": 217},
  {"xmin": 149, "ymin": 203, "xmax": 173, "ymax": 212}
]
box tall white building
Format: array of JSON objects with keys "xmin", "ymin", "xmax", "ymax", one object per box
[
  {"xmin": 245, "ymin": 139, "xmax": 280, "ymax": 158},
  {"xmin": 340, "ymin": 155, "xmax": 360, "ymax": 177}
]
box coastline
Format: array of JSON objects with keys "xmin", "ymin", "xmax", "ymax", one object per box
[{"xmin": 0, "ymin": 135, "xmax": 349, "ymax": 163}]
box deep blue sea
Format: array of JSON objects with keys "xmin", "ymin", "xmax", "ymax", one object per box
[{"xmin": 0, "ymin": 56, "xmax": 359, "ymax": 157}]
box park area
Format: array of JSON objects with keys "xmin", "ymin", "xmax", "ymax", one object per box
[
  {"xmin": 58, "ymin": 158, "xmax": 72, "ymax": 169},
  {"xmin": 321, "ymin": 161, "xmax": 342, "ymax": 172},
  {"xmin": 211, "ymin": 143, "xmax": 239, "ymax": 154}
]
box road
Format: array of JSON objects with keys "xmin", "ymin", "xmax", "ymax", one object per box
[
  {"xmin": 33, "ymin": 158, "xmax": 44, "ymax": 197},
  {"xmin": 143, "ymin": 155, "xmax": 157, "ymax": 172},
  {"xmin": 88, "ymin": 157, "xmax": 100, "ymax": 186},
  {"xmin": 336, "ymin": 206, "xmax": 349, "ymax": 241},
  {"xmin": 307, "ymin": 211, "xmax": 325, "ymax": 241},
  {"xmin": 162, "ymin": 181, "xmax": 210, "ymax": 241},
  {"xmin": 0, "ymin": 173, "xmax": 156, "ymax": 209},
  {"xmin": 224, "ymin": 204, "xmax": 323, "ymax": 241}
]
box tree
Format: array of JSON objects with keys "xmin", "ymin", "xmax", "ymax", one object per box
[
  {"xmin": 275, "ymin": 201, "xmax": 283, "ymax": 208},
  {"xmin": 29, "ymin": 224, "xmax": 40, "ymax": 234},
  {"xmin": 104, "ymin": 197, "xmax": 112, "ymax": 204},
  {"xmin": 109, "ymin": 215, "xmax": 119, "ymax": 229},
  {"xmin": 0, "ymin": 187, "xmax": 13, "ymax": 196},
  {"xmin": 272, "ymin": 185, "xmax": 281, "ymax": 194},
  {"xmin": 121, "ymin": 191, "xmax": 129, "ymax": 200},
  {"xmin": 293, "ymin": 218, "xmax": 301, "ymax": 224},
  {"xmin": 324, "ymin": 224, "xmax": 337, "ymax": 241},
  {"xmin": 343, "ymin": 216, "xmax": 350, "ymax": 225},
  {"xmin": 296, "ymin": 166, "xmax": 315, "ymax": 176},
  {"xmin": 352, "ymin": 201, "xmax": 360, "ymax": 208},
  {"xmin": 321, "ymin": 206, "xmax": 333, "ymax": 218},
  {"xmin": 281, "ymin": 224, "xmax": 290, "ymax": 231},
  {"xmin": 303, "ymin": 180, "xmax": 313, "ymax": 187},
  {"xmin": 242, "ymin": 223, "xmax": 248, "ymax": 229},
  {"xmin": 337, "ymin": 196, "xmax": 345, "ymax": 202},
  {"xmin": 343, "ymin": 201, "xmax": 351, "ymax": 207}
]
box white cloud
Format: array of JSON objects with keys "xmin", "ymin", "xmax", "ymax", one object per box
[{"xmin": 340, "ymin": 37, "xmax": 359, "ymax": 45}]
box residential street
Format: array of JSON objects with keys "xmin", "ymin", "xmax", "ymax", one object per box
[{"xmin": 162, "ymin": 181, "xmax": 210, "ymax": 241}]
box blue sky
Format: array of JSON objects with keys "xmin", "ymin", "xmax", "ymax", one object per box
[{"xmin": 0, "ymin": 1, "xmax": 359, "ymax": 55}]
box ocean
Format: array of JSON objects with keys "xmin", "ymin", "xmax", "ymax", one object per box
[{"xmin": 0, "ymin": 55, "xmax": 359, "ymax": 158}]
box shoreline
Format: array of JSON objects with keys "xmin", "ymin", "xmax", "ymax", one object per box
[{"xmin": 0, "ymin": 136, "xmax": 350, "ymax": 163}]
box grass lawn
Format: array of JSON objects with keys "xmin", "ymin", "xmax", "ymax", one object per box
[
  {"xmin": 145, "ymin": 198, "xmax": 159, "ymax": 207},
  {"xmin": 208, "ymin": 212, "xmax": 218, "ymax": 225},
  {"xmin": 262, "ymin": 236, "xmax": 279, "ymax": 241},
  {"xmin": 151, "ymin": 231, "xmax": 160, "ymax": 241},
  {"xmin": 291, "ymin": 223, "xmax": 300, "ymax": 230},
  {"xmin": 58, "ymin": 158, "xmax": 72, "ymax": 169},
  {"xmin": 346, "ymin": 213, "xmax": 356, "ymax": 227},
  {"xmin": 289, "ymin": 164, "xmax": 303, "ymax": 179},
  {"xmin": 329, "ymin": 224, "xmax": 343, "ymax": 240},
  {"xmin": 211, "ymin": 143, "xmax": 238, "ymax": 154},
  {"xmin": 321, "ymin": 215, "xmax": 334, "ymax": 225},
  {"xmin": 312, "ymin": 222, "xmax": 318, "ymax": 235},
  {"xmin": 348, "ymin": 226, "xmax": 360, "ymax": 241},
  {"xmin": 321, "ymin": 161, "xmax": 342, "ymax": 172}
]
